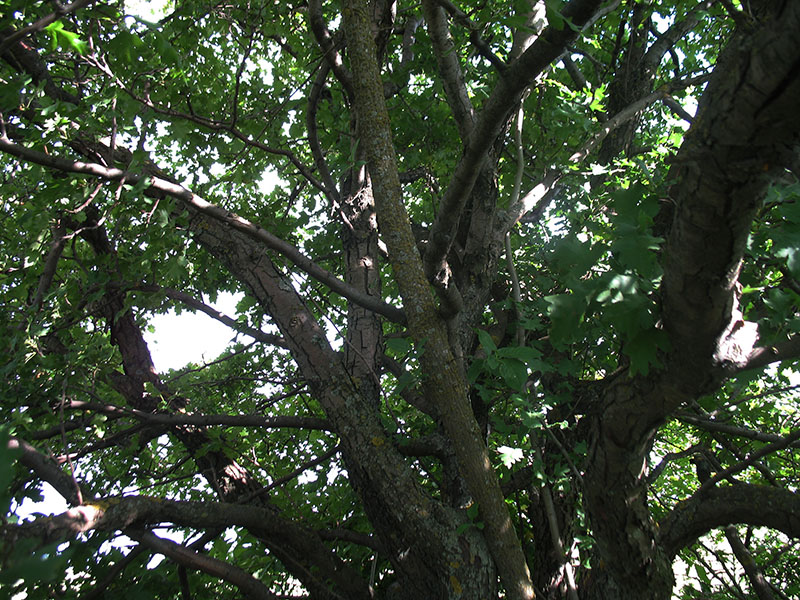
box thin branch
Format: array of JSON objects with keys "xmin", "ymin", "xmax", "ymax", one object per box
[
  {"xmin": 534, "ymin": 446, "xmax": 579, "ymax": 600},
  {"xmin": 29, "ymin": 220, "xmax": 68, "ymax": 314},
  {"xmin": 128, "ymin": 529, "xmax": 280, "ymax": 600},
  {"xmin": 80, "ymin": 545, "xmax": 147, "ymax": 600},
  {"xmin": 318, "ymin": 528, "xmax": 381, "ymax": 551},
  {"xmin": 0, "ymin": 136, "xmax": 406, "ymax": 324},
  {"xmin": 79, "ymin": 53, "xmax": 332, "ymax": 198},
  {"xmin": 133, "ymin": 284, "xmax": 288, "ymax": 348},
  {"xmin": 725, "ymin": 525, "xmax": 776, "ymax": 600},
  {"xmin": 643, "ymin": 0, "xmax": 715, "ymax": 74},
  {"xmin": 307, "ymin": 0, "xmax": 354, "ymax": 97},
  {"xmin": 677, "ymin": 413, "xmax": 788, "ymax": 443},
  {"xmin": 562, "ymin": 55, "xmax": 588, "ymax": 90},
  {"xmin": 662, "ymin": 95, "xmax": 695, "ymax": 123},
  {"xmin": 647, "ymin": 445, "xmax": 703, "ymax": 485},
  {"xmin": 505, "ymin": 100, "xmax": 525, "ymax": 345},
  {"xmin": 433, "ymin": 0, "xmax": 507, "ymax": 72},
  {"xmin": 570, "ymin": 74, "xmax": 709, "ymax": 163},
  {"xmin": 306, "ymin": 61, "xmax": 341, "ymax": 205},
  {"xmin": 245, "ymin": 445, "xmax": 340, "ymax": 501},
  {"xmin": 498, "ymin": 71, "xmax": 709, "ymax": 232},
  {"xmin": 697, "ymin": 429, "xmax": 800, "ymax": 495},
  {"xmin": 499, "ymin": 168, "xmax": 562, "ymax": 233},
  {"xmin": 64, "ymin": 400, "xmax": 334, "ymax": 432}
]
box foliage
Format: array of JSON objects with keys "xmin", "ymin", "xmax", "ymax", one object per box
[{"xmin": 1, "ymin": 0, "xmax": 799, "ymax": 599}]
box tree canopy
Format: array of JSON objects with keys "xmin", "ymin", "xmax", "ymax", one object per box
[{"xmin": 1, "ymin": 0, "xmax": 799, "ymax": 598}]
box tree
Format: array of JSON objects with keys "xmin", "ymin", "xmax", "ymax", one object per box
[{"xmin": 1, "ymin": 0, "xmax": 799, "ymax": 598}]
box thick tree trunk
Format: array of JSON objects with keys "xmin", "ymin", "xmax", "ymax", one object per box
[
  {"xmin": 582, "ymin": 378, "xmax": 674, "ymax": 600},
  {"xmin": 580, "ymin": 2, "xmax": 800, "ymax": 597},
  {"xmin": 188, "ymin": 207, "xmax": 498, "ymax": 599}
]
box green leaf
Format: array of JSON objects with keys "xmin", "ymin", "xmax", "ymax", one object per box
[
  {"xmin": 545, "ymin": 293, "xmax": 588, "ymax": 348},
  {"xmin": 624, "ymin": 328, "xmax": 668, "ymax": 376},
  {"xmin": 610, "ymin": 227, "xmax": 662, "ymax": 276},
  {"xmin": 498, "ymin": 357, "xmax": 528, "ymax": 391},
  {"xmin": 385, "ymin": 337, "xmax": 412, "ymax": 355},
  {"xmin": 44, "ymin": 21, "xmax": 88, "ymax": 54},
  {"xmin": 476, "ymin": 328, "xmax": 497, "ymax": 353},
  {"xmin": 545, "ymin": 0, "xmax": 565, "ymax": 30}
]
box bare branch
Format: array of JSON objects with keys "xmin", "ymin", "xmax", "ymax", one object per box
[
  {"xmin": 29, "ymin": 220, "xmax": 68, "ymax": 314},
  {"xmin": 421, "ymin": 0, "xmax": 476, "ymax": 140},
  {"xmin": 676, "ymin": 413, "xmax": 788, "ymax": 443},
  {"xmin": 134, "ymin": 284, "xmax": 288, "ymax": 348},
  {"xmin": 661, "ymin": 95, "xmax": 695, "ymax": 123},
  {"xmin": 697, "ymin": 429, "xmax": 800, "ymax": 494},
  {"xmin": 570, "ymin": 73, "xmax": 710, "ymax": 162},
  {"xmin": 2, "ymin": 492, "xmax": 368, "ymax": 600},
  {"xmin": 643, "ymin": 0, "xmax": 716, "ymax": 74},
  {"xmin": 724, "ymin": 526, "xmax": 776, "ymax": 600},
  {"xmin": 307, "ymin": 0, "xmax": 354, "ymax": 96},
  {"xmin": 306, "ymin": 61, "xmax": 341, "ymax": 205},
  {"xmin": 432, "ymin": 0, "xmax": 507, "ymax": 72}
]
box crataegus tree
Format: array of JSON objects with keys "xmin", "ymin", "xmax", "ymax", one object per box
[{"xmin": 1, "ymin": 0, "xmax": 799, "ymax": 598}]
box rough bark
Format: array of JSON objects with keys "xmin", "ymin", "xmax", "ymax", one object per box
[
  {"xmin": 343, "ymin": 0, "xmax": 533, "ymax": 596},
  {"xmin": 581, "ymin": 2, "xmax": 800, "ymax": 598},
  {"xmin": 188, "ymin": 206, "xmax": 496, "ymax": 599}
]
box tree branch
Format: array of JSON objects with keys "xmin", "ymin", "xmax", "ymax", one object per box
[
  {"xmin": 421, "ymin": 0, "xmax": 476, "ymax": 140},
  {"xmin": 28, "ymin": 220, "xmax": 68, "ymax": 314},
  {"xmin": 658, "ymin": 484, "xmax": 800, "ymax": 558},
  {"xmin": 737, "ymin": 335, "xmax": 800, "ymax": 374},
  {"xmin": 128, "ymin": 529, "xmax": 280, "ymax": 600},
  {"xmin": 642, "ymin": 0, "xmax": 715, "ymax": 74},
  {"xmin": 432, "ymin": 0, "xmax": 507, "ymax": 72},
  {"xmin": 2, "ymin": 489, "xmax": 368, "ymax": 599},
  {"xmin": 696, "ymin": 429, "xmax": 800, "ymax": 495},
  {"xmin": 570, "ymin": 73, "xmax": 710, "ymax": 162},
  {"xmin": 0, "ymin": 135, "xmax": 406, "ymax": 325},
  {"xmin": 423, "ymin": 0, "xmax": 606, "ymax": 281},
  {"xmin": 7, "ymin": 436, "xmax": 85, "ymax": 506},
  {"xmin": 133, "ymin": 284, "xmax": 288, "ymax": 348},
  {"xmin": 306, "ymin": 61, "xmax": 341, "ymax": 205},
  {"xmin": 724, "ymin": 525, "xmax": 776, "ymax": 600},
  {"xmin": 676, "ymin": 413, "xmax": 788, "ymax": 443},
  {"xmin": 660, "ymin": 0, "xmax": 800, "ymax": 398},
  {"xmin": 307, "ymin": 0, "xmax": 354, "ymax": 97},
  {"xmin": 343, "ymin": 0, "xmax": 533, "ymax": 596},
  {"xmin": 64, "ymin": 400, "xmax": 333, "ymax": 432}
]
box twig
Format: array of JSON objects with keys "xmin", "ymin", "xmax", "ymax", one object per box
[
  {"xmin": 533, "ymin": 445, "xmax": 579, "ymax": 600},
  {"xmin": 60, "ymin": 380, "xmax": 83, "ymax": 504},
  {"xmin": 698, "ymin": 429, "xmax": 800, "ymax": 494}
]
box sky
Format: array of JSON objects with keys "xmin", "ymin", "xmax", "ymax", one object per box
[{"xmin": 144, "ymin": 292, "xmax": 245, "ymax": 371}]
